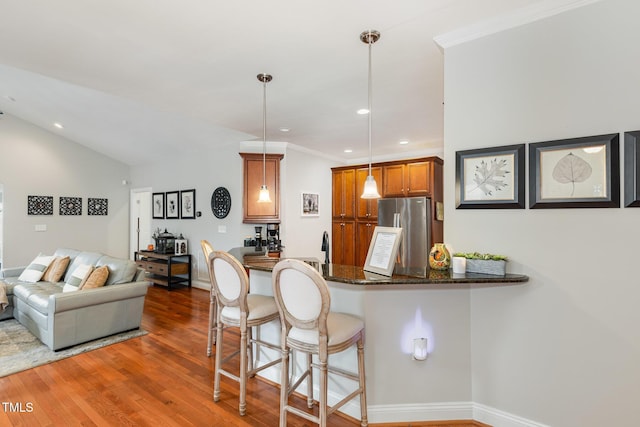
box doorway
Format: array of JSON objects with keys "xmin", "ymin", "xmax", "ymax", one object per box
[{"xmin": 130, "ymin": 188, "xmax": 152, "ymax": 260}]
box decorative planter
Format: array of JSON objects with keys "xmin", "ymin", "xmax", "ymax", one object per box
[{"xmin": 465, "ymin": 259, "xmax": 506, "ymax": 276}]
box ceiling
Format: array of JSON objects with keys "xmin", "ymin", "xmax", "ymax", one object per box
[{"xmin": 0, "ymin": 0, "xmax": 578, "ymax": 166}]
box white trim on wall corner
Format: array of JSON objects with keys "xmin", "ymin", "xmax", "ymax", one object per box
[
  {"xmin": 367, "ymin": 402, "xmax": 474, "ymax": 423},
  {"xmin": 473, "ymin": 403, "xmax": 551, "ymax": 427},
  {"xmin": 433, "ymin": 0, "xmax": 603, "ymax": 50}
]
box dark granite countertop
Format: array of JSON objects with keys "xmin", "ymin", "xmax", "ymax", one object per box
[{"xmin": 242, "ymin": 257, "xmax": 529, "ymax": 289}]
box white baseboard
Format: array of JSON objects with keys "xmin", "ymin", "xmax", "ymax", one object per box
[{"xmin": 473, "ymin": 403, "xmax": 551, "ymax": 427}]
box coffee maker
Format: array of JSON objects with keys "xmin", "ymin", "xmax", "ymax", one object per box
[{"xmin": 267, "ymin": 223, "xmax": 281, "ymax": 252}]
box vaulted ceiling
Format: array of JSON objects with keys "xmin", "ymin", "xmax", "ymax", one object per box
[{"xmin": 0, "ymin": 0, "xmax": 587, "ymax": 166}]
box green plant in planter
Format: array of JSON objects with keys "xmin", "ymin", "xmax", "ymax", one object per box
[{"xmin": 452, "ymin": 252, "xmax": 508, "ymax": 261}]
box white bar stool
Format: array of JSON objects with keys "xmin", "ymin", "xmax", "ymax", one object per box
[
  {"xmin": 208, "ymin": 250, "xmax": 281, "ymax": 416},
  {"xmin": 272, "ymin": 259, "xmax": 368, "ymax": 427}
]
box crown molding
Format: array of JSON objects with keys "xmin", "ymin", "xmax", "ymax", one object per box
[{"xmin": 434, "ymin": 0, "xmax": 602, "ymax": 50}]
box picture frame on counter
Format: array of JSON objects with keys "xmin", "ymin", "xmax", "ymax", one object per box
[
  {"xmin": 364, "ymin": 226, "xmax": 403, "ymax": 277},
  {"xmin": 624, "ymin": 131, "xmax": 640, "ymax": 207},
  {"xmin": 301, "ymin": 192, "xmax": 319, "ymax": 217},
  {"xmin": 152, "ymin": 192, "xmax": 165, "ymax": 219},
  {"xmin": 180, "ymin": 189, "xmax": 196, "ymax": 219},
  {"xmin": 455, "ymin": 144, "xmax": 525, "ymax": 209},
  {"xmin": 529, "ymin": 133, "xmax": 619, "ymax": 209},
  {"xmin": 165, "ymin": 191, "xmax": 180, "ymax": 219}
]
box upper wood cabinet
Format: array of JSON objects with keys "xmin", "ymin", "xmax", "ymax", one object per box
[
  {"xmin": 332, "ymin": 168, "xmax": 355, "ymax": 219},
  {"xmin": 240, "ymin": 153, "xmax": 284, "ymax": 223},
  {"xmin": 356, "ymin": 166, "xmax": 382, "ymax": 220},
  {"xmin": 382, "ymin": 161, "xmax": 431, "ymax": 197}
]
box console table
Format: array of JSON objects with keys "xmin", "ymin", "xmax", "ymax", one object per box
[{"xmin": 135, "ymin": 250, "xmax": 191, "ymax": 290}]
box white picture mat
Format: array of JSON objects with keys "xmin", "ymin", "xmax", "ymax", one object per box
[{"xmin": 364, "ymin": 226, "xmax": 403, "ymax": 276}]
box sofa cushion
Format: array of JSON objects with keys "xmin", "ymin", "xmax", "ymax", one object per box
[
  {"xmin": 63, "ymin": 264, "xmax": 94, "ymax": 292},
  {"xmin": 64, "ymin": 252, "xmax": 102, "ymax": 283},
  {"xmin": 96, "ymin": 256, "xmax": 137, "ymax": 285},
  {"xmin": 42, "ymin": 256, "xmax": 70, "ymax": 282},
  {"xmin": 82, "ymin": 265, "xmax": 109, "ymax": 289},
  {"xmin": 18, "ymin": 255, "xmax": 54, "ymax": 282},
  {"xmin": 13, "ymin": 282, "xmax": 63, "ymax": 315}
]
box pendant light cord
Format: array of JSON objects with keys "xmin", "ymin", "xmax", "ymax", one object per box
[
  {"xmin": 367, "ymin": 35, "xmax": 373, "ymax": 176},
  {"xmin": 262, "ymin": 79, "xmax": 267, "ymax": 186}
]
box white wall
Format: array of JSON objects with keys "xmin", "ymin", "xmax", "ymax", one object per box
[
  {"xmin": 0, "ymin": 114, "xmax": 131, "ymax": 266},
  {"xmin": 443, "ymin": 1, "xmax": 640, "ymax": 426}
]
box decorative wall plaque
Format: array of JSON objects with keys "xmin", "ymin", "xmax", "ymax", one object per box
[
  {"xmin": 59, "ymin": 197, "xmax": 82, "ymax": 215},
  {"xmin": 27, "ymin": 195, "xmax": 53, "ymax": 215},
  {"xmin": 88, "ymin": 198, "xmax": 108, "ymax": 215}
]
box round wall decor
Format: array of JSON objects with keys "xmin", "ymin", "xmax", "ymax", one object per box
[{"xmin": 211, "ymin": 187, "xmax": 231, "ymax": 219}]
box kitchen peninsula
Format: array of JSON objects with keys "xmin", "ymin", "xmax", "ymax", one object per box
[{"xmin": 241, "ymin": 256, "xmax": 528, "ymax": 424}]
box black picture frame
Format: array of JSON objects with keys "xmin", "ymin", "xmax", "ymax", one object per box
[
  {"xmin": 529, "ymin": 133, "xmax": 619, "ymax": 209},
  {"xmin": 152, "ymin": 192, "xmax": 165, "ymax": 219},
  {"xmin": 180, "ymin": 189, "xmax": 196, "ymax": 219},
  {"xmin": 165, "ymin": 191, "xmax": 180, "ymax": 219},
  {"xmin": 455, "ymin": 144, "xmax": 525, "ymax": 209},
  {"xmin": 624, "ymin": 131, "xmax": 640, "ymax": 207}
]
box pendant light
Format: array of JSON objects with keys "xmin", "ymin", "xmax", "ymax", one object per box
[
  {"xmin": 257, "ymin": 73, "xmax": 272, "ymax": 203},
  {"xmin": 360, "ymin": 30, "xmax": 381, "ymax": 199}
]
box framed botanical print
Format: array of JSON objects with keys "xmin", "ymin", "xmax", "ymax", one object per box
[
  {"xmin": 456, "ymin": 144, "xmax": 525, "ymax": 209},
  {"xmin": 529, "ymin": 134, "xmax": 619, "ymax": 208},
  {"xmin": 165, "ymin": 191, "xmax": 180, "ymax": 219},
  {"xmin": 180, "ymin": 189, "xmax": 196, "ymax": 219},
  {"xmin": 301, "ymin": 192, "xmax": 319, "ymax": 217},
  {"xmin": 152, "ymin": 193, "xmax": 165, "ymax": 219}
]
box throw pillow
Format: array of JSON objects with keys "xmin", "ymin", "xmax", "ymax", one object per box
[
  {"xmin": 62, "ymin": 264, "xmax": 94, "ymax": 292},
  {"xmin": 18, "ymin": 255, "xmax": 55, "ymax": 282},
  {"xmin": 82, "ymin": 265, "xmax": 109, "ymax": 290},
  {"xmin": 42, "ymin": 256, "xmax": 70, "ymax": 282}
]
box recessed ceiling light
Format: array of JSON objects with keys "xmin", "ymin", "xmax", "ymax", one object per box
[
  {"xmin": 279, "ymin": 127, "xmax": 290, "ymax": 132},
  {"xmin": 357, "ymin": 108, "xmax": 369, "ymax": 115},
  {"xmin": 399, "ymin": 140, "xmax": 409, "ymax": 145},
  {"xmin": 53, "ymin": 122, "xmax": 64, "ymax": 129},
  {"xmin": 344, "ymin": 149, "xmax": 353, "ymax": 153}
]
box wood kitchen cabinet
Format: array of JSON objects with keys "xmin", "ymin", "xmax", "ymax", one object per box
[
  {"xmin": 332, "ymin": 157, "xmax": 443, "ymax": 266},
  {"xmin": 240, "ymin": 153, "xmax": 284, "ymax": 223},
  {"xmin": 382, "ymin": 161, "xmax": 431, "ymax": 197},
  {"xmin": 332, "ymin": 220, "xmax": 355, "ymax": 266},
  {"xmin": 332, "ymin": 168, "xmax": 355, "ymax": 219},
  {"xmin": 356, "ymin": 166, "xmax": 382, "ymax": 220}
]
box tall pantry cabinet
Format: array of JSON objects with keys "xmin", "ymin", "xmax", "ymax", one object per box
[{"xmin": 331, "ymin": 157, "xmax": 443, "ymax": 267}]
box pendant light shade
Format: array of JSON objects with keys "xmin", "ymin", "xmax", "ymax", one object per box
[
  {"xmin": 257, "ymin": 73, "xmax": 272, "ymax": 203},
  {"xmin": 360, "ymin": 30, "xmax": 381, "ymax": 199}
]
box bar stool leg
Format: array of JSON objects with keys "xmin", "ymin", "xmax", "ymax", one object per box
[
  {"xmin": 207, "ymin": 299, "xmax": 216, "ymax": 355},
  {"xmin": 357, "ymin": 337, "xmax": 368, "ymax": 426},
  {"xmin": 279, "ymin": 347, "xmax": 289, "ymax": 427},
  {"xmin": 306, "ymin": 352, "xmax": 314, "ymax": 408},
  {"xmin": 213, "ymin": 317, "xmax": 223, "ymax": 402},
  {"xmin": 319, "ymin": 357, "xmax": 328, "ymax": 427},
  {"xmin": 239, "ymin": 325, "xmax": 248, "ymax": 416}
]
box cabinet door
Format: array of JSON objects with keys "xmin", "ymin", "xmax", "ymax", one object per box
[
  {"xmin": 382, "ymin": 164, "xmax": 406, "ymax": 197},
  {"xmin": 241, "ymin": 153, "xmax": 283, "ymax": 223},
  {"xmin": 332, "ymin": 220, "xmax": 355, "ymax": 266},
  {"xmin": 355, "ymin": 221, "xmax": 376, "ymax": 267},
  {"xmin": 356, "ymin": 167, "xmax": 382, "ymax": 220},
  {"xmin": 406, "ymin": 161, "xmax": 431, "ymax": 196},
  {"xmin": 332, "ymin": 169, "xmax": 356, "ymax": 219}
]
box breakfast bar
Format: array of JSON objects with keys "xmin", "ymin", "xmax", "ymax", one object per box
[{"xmin": 241, "ymin": 256, "xmax": 528, "ymax": 423}]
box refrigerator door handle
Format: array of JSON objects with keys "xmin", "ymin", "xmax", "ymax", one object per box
[{"xmin": 393, "ymin": 213, "xmax": 400, "ymax": 228}]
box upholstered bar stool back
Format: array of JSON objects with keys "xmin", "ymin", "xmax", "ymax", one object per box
[
  {"xmin": 200, "ymin": 240, "xmax": 216, "ymax": 355},
  {"xmin": 272, "ymin": 259, "xmax": 368, "ymax": 427},
  {"xmin": 208, "ymin": 250, "xmax": 281, "ymax": 416}
]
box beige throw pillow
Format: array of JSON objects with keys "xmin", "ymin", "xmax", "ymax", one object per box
[
  {"xmin": 42, "ymin": 256, "xmax": 70, "ymax": 282},
  {"xmin": 62, "ymin": 264, "xmax": 94, "ymax": 292},
  {"xmin": 82, "ymin": 265, "xmax": 109, "ymax": 290}
]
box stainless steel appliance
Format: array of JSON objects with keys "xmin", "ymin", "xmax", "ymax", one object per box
[{"xmin": 377, "ymin": 197, "xmax": 431, "ymax": 275}]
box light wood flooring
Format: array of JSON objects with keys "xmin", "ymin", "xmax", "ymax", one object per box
[{"xmin": 0, "ymin": 285, "xmax": 487, "ymax": 427}]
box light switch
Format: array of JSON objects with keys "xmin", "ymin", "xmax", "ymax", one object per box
[
  {"xmin": 218, "ymin": 225, "xmax": 227, "ymax": 233},
  {"xmin": 35, "ymin": 224, "xmax": 47, "ymax": 232}
]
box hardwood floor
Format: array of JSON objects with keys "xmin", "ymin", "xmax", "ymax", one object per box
[{"xmin": 0, "ymin": 285, "xmax": 487, "ymax": 427}]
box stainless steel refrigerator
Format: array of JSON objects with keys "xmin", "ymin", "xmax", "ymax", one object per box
[{"xmin": 377, "ymin": 197, "xmax": 431, "ymax": 275}]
